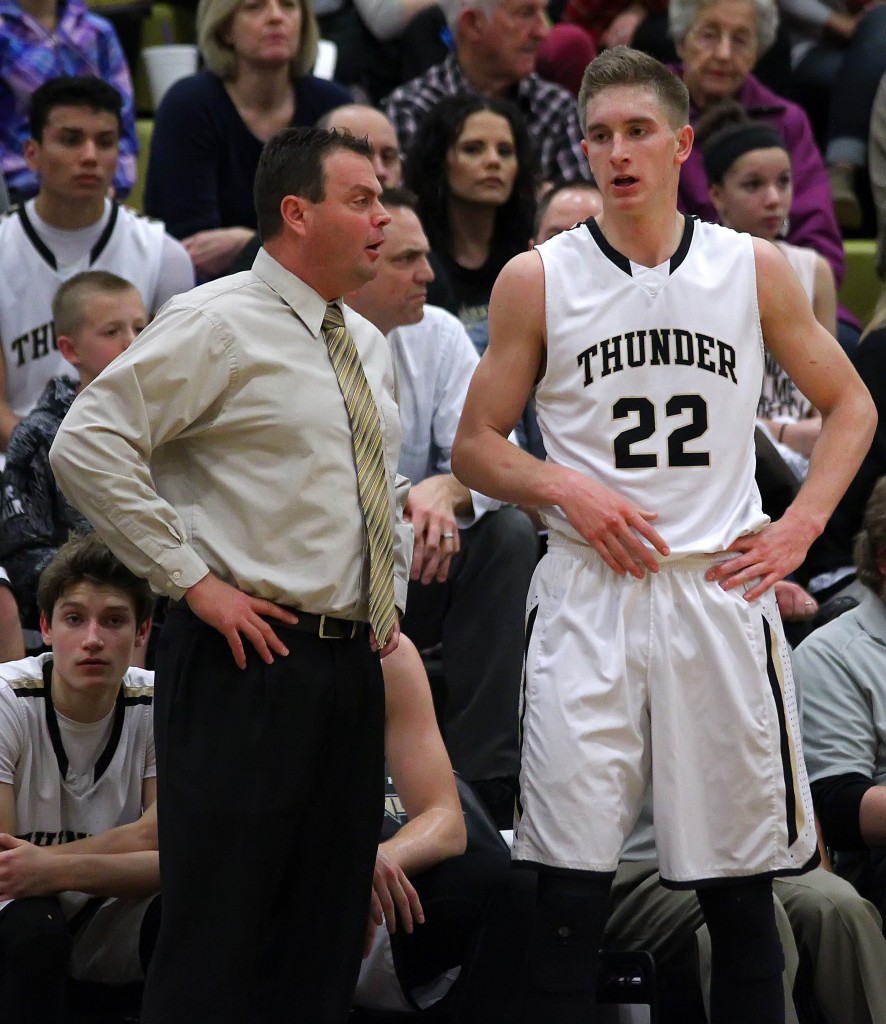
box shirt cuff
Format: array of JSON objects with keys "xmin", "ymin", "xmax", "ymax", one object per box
[{"xmin": 151, "ymin": 546, "xmax": 210, "ymax": 600}]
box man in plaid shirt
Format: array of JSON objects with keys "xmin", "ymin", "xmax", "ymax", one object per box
[{"xmin": 385, "ymin": 0, "xmax": 591, "ymax": 185}]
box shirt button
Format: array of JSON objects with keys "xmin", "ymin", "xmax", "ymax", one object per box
[{"xmin": 173, "ymin": 571, "xmax": 181, "ymax": 581}]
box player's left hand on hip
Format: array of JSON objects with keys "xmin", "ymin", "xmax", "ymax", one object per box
[{"xmin": 705, "ymin": 520, "xmax": 810, "ymax": 602}]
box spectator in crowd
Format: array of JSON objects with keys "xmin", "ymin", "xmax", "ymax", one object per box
[
  {"xmin": 353, "ymin": 633, "xmax": 525, "ymax": 1021},
  {"xmin": 872, "ymin": 74, "xmax": 885, "ymax": 281},
  {"xmin": 314, "ymin": 0, "xmax": 441, "ymax": 102},
  {"xmin": 779, "ymin": 0, "xmax": 886, "ymax": 229},
  {"xmin": 50, "ymin": 126, "xmax": 410, "ymax": 1024},
  {"xmin": 669, "ymin": 0, "xmax": 846, "ymax": 298},
  {"xmin": 698, "ymin": 102, "xmax": 837, "ymax": 480},
  {"xmin": 606, "ymin": 791, "xmax": 886, "ymax": 1024},
  {"xmin": 404, "ymin": 93, "xmax": 537, "ymax": 354},
  {"xmin": 347, "ymin": 188, "xmax": 538, "ymax": 827},
  {"xmin": 0, "ymin": 76, "xmax": 194, "ymax": 451},
  {"xmin": 0, "ymin": 571, "xmax": 24, "ymax": 661},
  {"xmin": 796, "ymin": 475, "xmax": 886, "ymax": 921},
  {"xmin": 532, "ymin": 179, "xmax": 603, "ymax": 243},
  {"xmin": 320, "ymin": 102, "xmax": 404, "ymax": 188},
  {"xmin": 0, "ymin": 533, "xmax": 159, "ymax": 1023},
  {"xmin": 386, "ymin": 0, "xmax": 591, "ymax": 185},
  {"xmin": 0, "ymin": 0, "xmax": 138, "ymax": 203},
  {"xmin": 800, "ymin": 300, "xmax": 886, "ymax": 600},
  {"xmin": 145, "ymin": 0, "xmax": 351, "ymax": 279},
  {"xmin": 0, "ymin": 272, "xmax": 145, "ymax": 648}
]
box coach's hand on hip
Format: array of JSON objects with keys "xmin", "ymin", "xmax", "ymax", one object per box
[{"xmin": 185, "ymin": 573, "xmax": 299, "ymax": 669}]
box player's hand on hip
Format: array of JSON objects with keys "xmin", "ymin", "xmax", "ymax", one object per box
[
  {"xmin": 185, "ymin": 573, "xmax": 298, "ymax": 670},
  {"xmin": 560, "ymin": 472, "xmax": 669, "ymax": 577},
  {"xmin": 706, "ymin": 518, "xmax": 816, "ymax": 602}
]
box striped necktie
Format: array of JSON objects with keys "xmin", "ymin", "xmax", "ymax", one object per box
[{"xmin": 322, "ymin": 302, "xmax": 396, "ymax": 645}]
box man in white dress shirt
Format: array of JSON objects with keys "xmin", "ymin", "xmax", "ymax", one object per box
[
  {"xmin": 50, "ymin": 127, "xmax": 412, "ymax": 1024},
  {"xmin": 348, "ymin": 187, "xmax": 538, "ymax": 828}
]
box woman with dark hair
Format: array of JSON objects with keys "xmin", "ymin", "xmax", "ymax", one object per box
[{"xmin": 404, "ymin": 93, "xmax": 537, "ymax": 355}]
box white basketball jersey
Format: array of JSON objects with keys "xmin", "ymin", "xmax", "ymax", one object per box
[
  {"xmin": 535, "ymin": 217, "xmax": 768, "ymax": 556},
  {"xmin": 0, "ymin": 654, "xmax": 154, "ymax": 845},
  {"xmin": 0, "ymin": 202, "xmax": 166, "ymax": 417}
]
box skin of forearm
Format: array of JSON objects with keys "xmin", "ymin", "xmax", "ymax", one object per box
[
  {"xmin": 782, "ymin": 390, "xmax": 876, "ymax": 540},
  {"xmin": 0, "ymin": 405, "xmax": 20, "ymax": 451},
  {"xmin": 47, "ymin": 850, "xmax": 160, "ymax": 898},
  {"xmin": 380, "ymin": 808, "xmax": 466, "ymax": 879},
  {"xmin": 859, "ymin": 785, "xmax": 886, "ymax": 846}
]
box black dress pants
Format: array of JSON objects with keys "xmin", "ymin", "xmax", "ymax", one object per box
[{"xmin": 141, "ymin": 602, "xmax": 385, "ymax": 1024}]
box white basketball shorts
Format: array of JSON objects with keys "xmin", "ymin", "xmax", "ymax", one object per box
[{"xmin": 514, "ymin": 536, "xmax": 817, "ymax": 887}]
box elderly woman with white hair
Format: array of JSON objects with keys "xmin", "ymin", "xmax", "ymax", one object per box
[
  {"xmin": 669, "ymin": 0, "xmax": 845, "ymax": 302},
  {"xmin": 144, "ymin": 0, "xmax": 351, "ymax": 278}
]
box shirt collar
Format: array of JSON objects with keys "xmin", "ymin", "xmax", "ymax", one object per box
[
  {"xmin": 251, "ymin": 247, "xmax": 337, "ymax": 339},
  {"xmin": 853, "ymin": 588, "xmax": 886, "ymax": 643}
]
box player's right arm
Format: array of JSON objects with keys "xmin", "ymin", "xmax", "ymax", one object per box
[
  {"xmin": 452, "ymin": 251, "xmax": 669, "ymax": 577},
  {"xmin": 0, "ymin": 345, "xmax": 20, "ymax": 451}
]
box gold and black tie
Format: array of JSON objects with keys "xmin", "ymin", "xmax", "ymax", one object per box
[{"xmin": 322, "ymin": 302, "xmax": 396, "ymax": 645}]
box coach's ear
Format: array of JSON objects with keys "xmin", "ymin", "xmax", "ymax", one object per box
[{"xmin": 280, "ymin": 194, "xmax": 310, "ymax": 238}]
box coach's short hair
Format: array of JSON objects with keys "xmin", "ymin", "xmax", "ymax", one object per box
[
  {"xmin": 578, "ymin": 46, "xmax": 690, "ymax": 132},
  {"xmin": 854, "ymin": 478, "xmax": 886, "ymax": 592},
  {"xmin": 38, "ymin": 534, "xmax": 155, "ymax": 627},
  {"xmin": 254, "ymin": 126, "xmax": 372, "ymax": 241},
  {"xmin": 52, "ymin": 271, "xmax": 141, "ymax": 339},
  {"xmin": 198, "ymin": 0, "xmax": 319, "ymax": 80},
  {"xmin": 30, "ymin": 77, "xmax": 123, "ymax": 140}
]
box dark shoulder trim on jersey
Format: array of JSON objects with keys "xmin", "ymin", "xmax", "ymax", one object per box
[
  {"xmin": 584, "ymin": 217, "xmax": 631, "ymax": 276},
  {"xmin": 17, "ymin": 205, "xmax": 58, "ymax": 271},
  {"xmin": 89, "ymin": 202, "xmax": 119, "ymax": 265},
  {"xmin": 669, "ymin": 215, "xmax": 695, "ymax": 275},
  {"xmin": 42, "ymin": 660, "xmax": 127, "ymax": 782}
]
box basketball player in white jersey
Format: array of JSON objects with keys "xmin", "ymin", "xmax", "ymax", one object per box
[
  {"xmin": 452, "ymin": 47, "xmax": 876, "ymax": 1024},
  {"xmin": 0, "ymin": 533, "xmax": 159, "ymax": 1022},
  {"xmin": 0, "ymin": 76, "xmax": 194, "ymax": 450}
]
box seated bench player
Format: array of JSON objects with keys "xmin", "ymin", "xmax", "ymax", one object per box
[
  {"xmin": 0, "ymin": 533, "xmax": 160, "ymax": 1022},
  {"xmin": 0, "ymin": 271, "xmax": 146, "ymax": 649}
]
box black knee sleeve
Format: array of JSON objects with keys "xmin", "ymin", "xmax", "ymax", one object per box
[
  {"xmin": 528, "ymin": 872, "xmax": 613, "ymax": 995},
  {"xmin": 0, "ymin": 897, "xmax": 72, "ymax": 1023},
  {"xmin": 697, "ymin": 878, "xmax": 784, "ymax": 982}
]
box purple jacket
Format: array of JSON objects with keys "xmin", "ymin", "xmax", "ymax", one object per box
[{"xmin": 676, "ymin": 68, "xmax": 845, "ymax": 286}]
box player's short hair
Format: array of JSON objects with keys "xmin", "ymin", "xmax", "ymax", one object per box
[
  {"xmin": 668, "ymin": 0, "xmax": 779, "ymax": 54},
  {"xmin": 533, "ymin": 180, "xmax": 600, "ymax": 236},
  {"xmin": 254, "ymin": 126, "xmax": 373, "ymax": 241},
  {"xmin": 52, "ymin": 271, "xmax": 141, "ymax": 340},
  {"xmin": 30, "ymin": 76, "xmax": 123, "ymax": 141},
  {"xmin": 578, "ymin": 47, "xmax": 690, "ymax": 133},
  {"xmin": 379, "ymin": 186, "xmax": 419, "ymax": 213},
  {"xmin": 198, "ymin": 0, "xmax": 319, "ymax": 80},
  {"xmin": 38, "ymin": 534, "xmax": 155, "ymax": 627}
]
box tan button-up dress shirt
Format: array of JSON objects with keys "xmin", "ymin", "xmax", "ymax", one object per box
[{"xmin": 49, "ymin": 248, "xmax": 412, "ymax": 620}]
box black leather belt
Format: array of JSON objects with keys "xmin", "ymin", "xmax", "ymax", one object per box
[{"xmin": 289, "ymin": 611, "xmax": 368, "ymax": 640}]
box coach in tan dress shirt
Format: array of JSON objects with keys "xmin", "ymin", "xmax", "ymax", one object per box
[{"xmin": 50, "ymin": 127, "xmax": 412, "ymax": 1024}]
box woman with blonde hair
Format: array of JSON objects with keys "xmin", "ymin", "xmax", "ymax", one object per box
[{"xmin": 145, "ymin": 0, "xmax": 350, "ymax": 277}]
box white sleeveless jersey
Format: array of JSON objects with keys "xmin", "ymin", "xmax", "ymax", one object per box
[
  {"xmin": 0, "ymin": 654, "xmax": 154, "ymax": 844},
  {"xmin": 0, "ymin": 203, "xmax": 166, "ymax": 418},
  {"xmin": 535, "ymin": 217, "xmax": 768, "ymax": 556}
]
